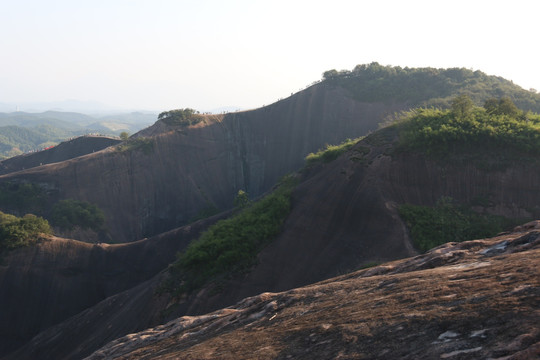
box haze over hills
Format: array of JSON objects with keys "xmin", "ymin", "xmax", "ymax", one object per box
[
  {"xmin": 0, "ymin": 111, "xmax": 156, "ymax": 159},
  {"xmin": 1, "ymin": 63, "xmax": 540, "ymax": 359}
]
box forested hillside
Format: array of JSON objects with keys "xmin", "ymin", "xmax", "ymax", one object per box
[{"xmin": 322, "ymin": 62, "xmax": 540, "ymax": 111}]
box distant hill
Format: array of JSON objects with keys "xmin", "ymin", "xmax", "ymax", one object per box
[
  {"xmin": 0, "ymin": 111, "xmax": 156, "ymax": 159},
  {"xmin": 323, "ymin": 62, "xmax": 540, "ymax": 112}
]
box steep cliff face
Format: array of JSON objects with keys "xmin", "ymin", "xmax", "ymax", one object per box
[
  {"xmin": 0, "ymin": 84, "xmax": 407, "ymax": 243},
  {"xmin": 0, "ymin": 213, "xmax": 227, "ymax": 357},
  {"xmin": 177, "ymin": 128, "xmax": 540, "ymax": 316},
  {"xmin": 4, "ymin": 125, "xmax": 540, "ymax": 359}
]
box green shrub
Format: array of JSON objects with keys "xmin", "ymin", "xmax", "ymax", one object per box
[
  {"xmin": 158, "ymin": 108, "xmax": 203, "ymax": 127},
  {"xmin": 0, "ymin": 211, "xmax": 52, "ymax": 253},
  {"xmin": 398, "ymin": 197, "xmax": 520, "ymax": 252},
  {"xmin": 305, "ymin": 138, "xmax": 363, "ymax": 165},
  {"xmin": 167, "ymin": 175, "xmax": 297, "ymax": 295},
  {"xmin": 0, "ymin": 181, "xmax": 47, "ymax": 214},
  {"xmin": 393, "ymin": 97, "xmax": 540, "ymax": 165},
  {"xmin": 116, "ymin": 137, "xmax": 154, "ymax": 154},
  {"xmin": 51, "ymin": 199, "xmax": 105, "ymax": 231}
]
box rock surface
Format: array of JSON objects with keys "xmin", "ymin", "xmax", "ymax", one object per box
[
  {"xmin": 0, "ymin": 213, "xmax": 229, "ymax": 357},
  {"xmin": 0, "ymin": 135, "xmax": 121, "ymax": 175},
  {"xmin": 0, "ymin": 84, "xmax": 408, "ymax": 243},
  {"xmin": 85, "ymin": 221, "xmax": 540, "ymax": 360}
]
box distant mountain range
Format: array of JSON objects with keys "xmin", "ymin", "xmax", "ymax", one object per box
[{"xmin": 0, "ymin": 110, "xmax": 157, "ymax": 159}]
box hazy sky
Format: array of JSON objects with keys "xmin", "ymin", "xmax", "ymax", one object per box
[{"xmin": 1, "ymin": 0, "xmax": 538, "ymax": 112}]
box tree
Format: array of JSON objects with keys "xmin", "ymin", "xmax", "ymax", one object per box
[
  {"xmin": 451, "ymin": 94, "xmax": 474, "ymax": 119},
  {"xmin": 233, "ymin": 190, "xmax": 250, "ymax": 209},
  {"xmin": 322, "ymin": 69, "xmax": 339, "ymax": 80},
  {"xmin": 484, "ymin": 97, "xmax": 520, "ymax": 117},
  {"xmin": 497, "ymin": 97, "xmax": 520, "ymax": 116},
  {"xmin": 119, "ymin": 132, "xmax": 129, "ymax": 141},
  {"xmin": 484, "ymin": 98, "xmax": 499, "ymax": 114}
]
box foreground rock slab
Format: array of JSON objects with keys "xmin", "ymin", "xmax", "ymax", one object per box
[{"xmin": 87, "ymin": 222, "xmax": 540, "ymax": 359}]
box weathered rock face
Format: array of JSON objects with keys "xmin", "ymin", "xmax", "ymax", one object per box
[
  {"xmin": 0, "ymin": 136, "xmax": 121, "ymax": 175},
  {"xmin": 0, "ymin": 84, "xmax": 407, "ymax": 243},
  {"xmin": 0, "ymin": 213, "xmax": 227, "ymax": 358},
  {"xmin": 178, "ymin": 128, "xmax": 540, "ymax": 316},
  {"xmin": 84, "ymin": 222, "xmax": 540, "ymax": 360}
]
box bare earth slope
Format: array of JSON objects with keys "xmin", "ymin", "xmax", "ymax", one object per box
[{"xmin": 85, "ymin": 221, "xmax": 540, "ymax": 360}]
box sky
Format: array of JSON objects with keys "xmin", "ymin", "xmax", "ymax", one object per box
[{"xmin": 1, "ymin": 0, "xmax": 538, "ymax": 113}]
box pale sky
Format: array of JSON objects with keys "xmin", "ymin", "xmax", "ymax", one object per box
[{"xmin": 1, "ymin": 0, "xmax": 538, "ymax": 113}]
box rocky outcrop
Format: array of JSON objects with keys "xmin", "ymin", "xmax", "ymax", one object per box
[{"xmin": 84, "ymin": 222, "xmax": 540, "ymax": 359}]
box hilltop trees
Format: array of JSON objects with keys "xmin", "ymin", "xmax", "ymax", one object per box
[
  {"xmin": 320, "ymin": 63, "xmax": 540, "ymax": 112},
  {"xmin": 158, "ymin": 108, "xmax": 203, "ymax": 126},
  {"xmin": 0, "ymin": 211, "xmax": 52, "ymax": 253}
]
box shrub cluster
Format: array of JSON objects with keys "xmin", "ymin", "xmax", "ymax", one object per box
[
  {"xmin": 116, "ymin": 137, "xmax": 154, "ymax": 154},
  {"xmin": 158, "ymin": 108, "xmax": 203, "ymax": 127},
  {"xmin": 50, "ymin": 199, "xmax": 105, "ymax": 231},
  {"xmin": 395, "ymin": 98, "xmax": 540, "ymax": 159},
  {"xmin": 305, "ymin": 137, "xmax": 362, "ymax": 165},
  {"xmin": 398, "ymin": 197, "xmax": 519, "ymax": 252},
  {"xmin": 167, "ymin": 175, "xmax": 296, "ymax": 295},
  {"xmin": 0, "ymin": 181, "xmax": 47, "ymax": 214},
  {"xmin": 0, "ymin": 211, "xmax": 52, "ymax": 253}
]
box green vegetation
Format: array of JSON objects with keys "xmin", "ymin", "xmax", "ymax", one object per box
[
  {"xmin": 0, "ymin": 181, "xmax": 48, "ymax": 214},
  {"xmin": 50, "ymin": 199, "xmax": 105, "ymax": 231},
  {"xmin": 399, "ymin": 197, "xmax": 519, "ymax": 252},
  {"xmin": 0, "ymin": 211, "xmax": 52, "ymax": 254},
  {"xmin": 0, "ymin": 125, "xmax": 70, "ymax": 158},
  {"xmin": 393, "ymin": 96, "xmax": 540, "ymax": 165},
  {"xmin": 322, "ymin": 63, "xmax": 540, "ymax": 112},
  {"xmin": 116, "ymin": 137, "xmax": 154, "ymax": 154},
  {"xmin": 233, "ymin": 190, "xmax": 250, "ymax": 209},
  {"xmin": 305, "ymin": 137, "xmax": 363, "ymax": 165},
  {"xmin": 166, "ymin": 175, "xmax": 297, "ymax": 295},
  {"xmin": 158, "ymin": 108, "xmax": 203, "ymax": 127},
  {"xmin": 119, "ymin": 131, "xmax": 130, "ymax": 141}
]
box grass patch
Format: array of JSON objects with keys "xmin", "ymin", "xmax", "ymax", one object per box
[
  {"xmin": 165, "ymin": 175, "xmax": 297, "ymax": 295},
  {"xmin": 305, "ymin": 137, "xmax": 363, "ymax": 165},
  {"xmin": 398, "ymin": 197, "xmax": 521, "ymax": 252},
  {"xmin": 116, "ymin": 137, "xmax": 154, "ymax": 154}
]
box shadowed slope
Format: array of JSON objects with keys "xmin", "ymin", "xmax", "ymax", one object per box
[
  {"xmin": 85, "ymin": 222, "xmax": 540, "ymax": 359},
  {"xmin": 0, "ymin": 84, "xmax": 407, "ymax": 243},
  {"xmin": 0, "ymin": 213, "xmax": 228, "ymax": 357}
]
